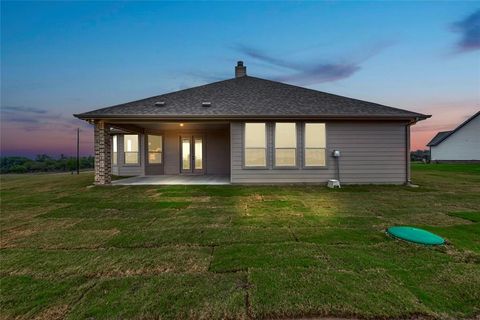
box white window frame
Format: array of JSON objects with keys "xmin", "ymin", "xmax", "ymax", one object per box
[
  {"xmin": 147, "ymin": 135, "xmax": 163, "ymax": 165},
  {"xmin": 112, "ymin": 135, "xmax": 118, "ymax": 165},
  {"xmin": 274, "ymin": 122, "xmax": 297, "ymax": 168},
  {"xmin": 124, "ymin": 134, "xmax": 140, "ymax": 165},
  {"xmin": 243, "ymin": 122, "xmax": 267, "ymax": 168},
  {"xmin": 303, "ymin": 123, "xmax": 327, "ymax": 168}
]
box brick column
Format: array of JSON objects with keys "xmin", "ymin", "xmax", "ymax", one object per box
[{"xmin": 94, "ymin": 120, "xmax": 112, "ymax": 185}]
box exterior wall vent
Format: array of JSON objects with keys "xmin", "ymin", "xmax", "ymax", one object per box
[
  {"xmin": 155, "ymin": 101, "xmax": 165, "ymax": 107},
  {"xmin": 202, "ymin": 102, "xmax": 211, "ymax": 107}
]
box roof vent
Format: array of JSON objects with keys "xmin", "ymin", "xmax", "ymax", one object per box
[
  {"xmin": 154, "ymin": 101, "xmax": 165, "ymax": 107},
  {"xmin": 202, "ymin": 102, "xmax": 211, "ymax": 107}
]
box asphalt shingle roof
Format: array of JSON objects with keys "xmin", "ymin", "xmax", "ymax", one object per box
[
  {"xmin": 75, "ymin": 76, "xmax": 429, "ymax": 120},
  {"xmin": 427, "ymin": 131, "xmax": 453, "ymax": 147}
]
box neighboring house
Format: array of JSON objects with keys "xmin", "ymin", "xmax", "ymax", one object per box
[
  {"xmin": 74, "ymin": 61, "xmax": 430, "ymax": 185},
  {"xmin": 427, "ymin": 111, "xmax": 480, "ymax": 163}
]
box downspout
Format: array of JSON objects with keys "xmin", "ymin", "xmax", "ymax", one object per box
[{"xmin": 405, "ymin": 122, "xmax": 412, "ymax": 185}]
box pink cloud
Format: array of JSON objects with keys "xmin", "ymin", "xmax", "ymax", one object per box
[
  {"xmin": 410, "ymin": 103, "xmax": 479, "ymax": 150},
  {"xmin": 1, "ymin": 123, "xmax": 94, "ymax": 157}
]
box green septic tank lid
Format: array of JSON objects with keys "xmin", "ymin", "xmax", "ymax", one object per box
[{"xmin": 387, "ymin": 226, "xmax": 445, "ymax": 246}]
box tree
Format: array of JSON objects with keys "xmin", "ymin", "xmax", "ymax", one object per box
[{"xmin": 0, "ymin": 155, "xmax": 94, "ymax": 173}]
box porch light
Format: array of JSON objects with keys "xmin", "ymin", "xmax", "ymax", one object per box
[{"xmin": 180, "ymin": 123, "xmax": 184, "ymax": 127}]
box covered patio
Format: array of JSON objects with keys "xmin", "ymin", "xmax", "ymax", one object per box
[
  {"xmin": 89, "ymin": 120, "xmax": 231, "ymax": 185},
  {"xmin": 112, "ymin": 174, "xmax": 230, "ymax": 185}
]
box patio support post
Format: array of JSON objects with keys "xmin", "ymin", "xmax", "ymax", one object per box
[{"xmin": 94, "ymin": 120, "xmax": 112, "ymax": 185}]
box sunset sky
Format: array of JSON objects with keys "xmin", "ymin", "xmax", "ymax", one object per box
[{"xmin": 1, "ymin": 1, "xmax": 479, "ymax": 157}]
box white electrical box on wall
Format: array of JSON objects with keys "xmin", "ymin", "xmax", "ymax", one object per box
[{"xmin": 327, "ymin": 179, "xmax": 341, "ymax": 188}]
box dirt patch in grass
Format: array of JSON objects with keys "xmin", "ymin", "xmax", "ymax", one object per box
[
  {"xmin": 1, "ymin": 246, "xmax": 212, "ymax": 277},
  {"xmin": 1, "ymin": 218, "xmax": 81, "ymax": 248},
  {"xmin": 33, "ymin": 304, "xmax": 70, "ymax": 320},
  {"xmin": 7, "ymin": 229, "xmax": 120, "ymax": 249}
]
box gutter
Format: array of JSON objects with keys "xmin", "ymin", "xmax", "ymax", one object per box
[{"xmin": 74, "ymin": 114, "xmax": 432, "ymax": 122}]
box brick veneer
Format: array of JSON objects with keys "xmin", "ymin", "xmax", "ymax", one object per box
[{"xmin": 94, "ymin": 121, "xmax": 112, "ymax": 185}]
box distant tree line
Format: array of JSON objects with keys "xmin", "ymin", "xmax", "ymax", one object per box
[
  {"xmin": 0, "ymin": 150, "xmax": 432, "ymax": 173},
  {"xmin": 0, "ymin": 154, "xmax": 94, "ymax": 174},
  {"xmin": 411, "ymin": 150, "xmax": 430, "ymax": 162}
]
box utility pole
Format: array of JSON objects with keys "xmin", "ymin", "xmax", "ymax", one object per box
[{"xmin": 76, "ymin": 128, "xmax": 80, "ymax": 175}]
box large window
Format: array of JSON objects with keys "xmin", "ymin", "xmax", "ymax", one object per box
[
  {"xmin": 244, "ymin": 123, "xmax": 266, "ymax": 167},
  {"xmin": 304, "ymin": 123, "xmax": 326, "ymax": 167},
  {"xmin": 148, "ymin": 135, "xmax": 162, "ymax": 164},
  {"xmin": 112, "ymin": 135, "xmax": 117, "ymax": 165},
  {"xmin": 124, "ymin": 134, "xmax": 139, "ymax": 164},
  {"xmin": 275, "ymin": 123, "xmax": 296, "ymax": 166}
]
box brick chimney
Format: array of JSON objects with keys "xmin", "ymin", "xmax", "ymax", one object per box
[{"xmin": 235, "ymin": 61, "xmax": 246, "ymax": 78}]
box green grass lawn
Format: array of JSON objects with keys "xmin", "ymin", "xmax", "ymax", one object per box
[{"xmin": 1, "ymin": 164, "xmax": 479, "ymax": 319}]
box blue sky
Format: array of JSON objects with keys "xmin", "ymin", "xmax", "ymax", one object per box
[{"xmin": 1, "ymin": 1, "xmax": 479, "ymax": 156}]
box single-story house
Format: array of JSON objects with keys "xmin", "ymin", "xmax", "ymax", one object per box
[
  {"xmin": 74, "ymin": 61, "xmax": 430, "ymax": 185},
  {"xmin": 427, "ymin": 111, "xmax": 480, "ymax": 163}
]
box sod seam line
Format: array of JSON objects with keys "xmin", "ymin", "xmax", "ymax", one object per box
[
  {"xmin": 63, "ymin": 280, "xmax": 99, "ymax": 319},
  {"xmin": 207, "ymin": 245, "xmax": 216, "ymax": 272},
  {"xmin": 287, "ymin": 226, "xmax": 300, "ymax": 242}
]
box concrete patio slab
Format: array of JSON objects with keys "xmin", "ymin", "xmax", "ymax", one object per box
[{"xmin": 112, "ymin": 175, "xmax": 230, "ymax": 185}]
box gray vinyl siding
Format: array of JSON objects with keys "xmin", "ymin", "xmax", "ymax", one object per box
[
  {"xmin": 164, "ymin": 132, "xmax": 180, "ymax": 175},
  {"xmin": 206, "ymin": 129, "xmax": 230, "ymax": 175},
  {"xmin": 230, "ymin": 121, "xmax": 407, "ymax": 184},
  {"xmin": 112, "ymin": 134, "xmax": 145, "ymax": 176}
]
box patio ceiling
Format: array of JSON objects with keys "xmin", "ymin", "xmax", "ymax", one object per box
[{"xmin": 109, "ymin": 121, "xmax": 230, "ymax": 133}]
